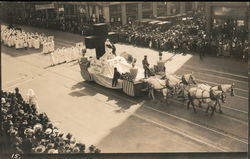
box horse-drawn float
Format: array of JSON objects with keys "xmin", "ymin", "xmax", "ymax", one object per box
[{"xmin": 79, "ymin": 23, "xmax": 147, "ymax": 97}]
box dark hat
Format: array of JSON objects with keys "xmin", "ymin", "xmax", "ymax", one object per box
[
  {"xmin": 46, "ymin": 143, "xmax": 55, "ymax": 149},
  {"xmin": 66, "ymin": 133, "xmax": 72, "ymax": 140},
  {"xmin": 65, "ymin": 144, "xmax": 71, "ymax": 150},
  {"xmin": 58, "ymin": 141, "xmax": 65, "ymax": 147},
  {"xmin": 94, "ymin": 148, "xmax": 101, "ymax": 153}
]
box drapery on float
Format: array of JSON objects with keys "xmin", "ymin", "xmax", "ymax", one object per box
[{"xmin": 79, "ymin": 23, "xmax": 147, "ymax": 97}]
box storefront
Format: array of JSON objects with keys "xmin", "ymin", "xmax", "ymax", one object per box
[
  {"xmin": 207, "ymin": 3, "xmax": 249, "ymax": 57},
  {"xmin": 142, "ymin": 2, "xmax": 153, "ymax": 18},
  {"xmin": 109, "ymin": 4, "xmax": 122, "ymax": 25},
  {"xmin": 126, "ymin": 3, "xmax": 138, "ymax": 23}
]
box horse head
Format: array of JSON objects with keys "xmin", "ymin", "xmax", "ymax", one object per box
[
  {"xmin": 189, "ymin": 73, "xmax": 197, "ymax": 85},
  {"xmin": 220, "ymin": 83, "xmax": 235, "ymax": 96}
]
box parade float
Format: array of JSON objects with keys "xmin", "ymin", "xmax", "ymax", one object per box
[{"xmin": 79, "ymin": 23, "xmax": 147, "ymax": 97}]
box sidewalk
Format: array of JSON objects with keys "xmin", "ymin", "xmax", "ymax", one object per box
[{"xmin": 9, "ymin": 24, "xmax": 248, "ymax": 77}]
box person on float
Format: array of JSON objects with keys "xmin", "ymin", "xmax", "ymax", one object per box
[
  {"xmin": 100, "ymin": 39, "xmax": 115, "ymax": 61},
  {"xmin": 142, "ymin": 55, "xmax": 150, "ymax": 79},
  {"xmin": 129, "ymin": 59, "xmax": 138, "ymax": 81},
  {"xmin": 112, "ymin": 67, "xmax": 121, "ymax": 87}
]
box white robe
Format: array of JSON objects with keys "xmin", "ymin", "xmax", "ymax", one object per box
[
  {"xmin": 34, "ymin": 39, "xmax": 40, "ymax": 49},
  {"xmin": 50, "ymin": 52, "xmax": 56, "ymax": 65}
]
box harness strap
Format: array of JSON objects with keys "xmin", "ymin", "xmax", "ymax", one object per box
[
  {"xmin": 201, "ymin": 90, "xmax": 206, "ymax": 103},
  {"xmin": 218, "ymin": 85, "xmax": 224, "ymax": 93}
]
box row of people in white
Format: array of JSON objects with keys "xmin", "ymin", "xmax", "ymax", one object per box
[
  {"xmin": 50, "ymin": 47, "xmax": 83, "ymax": 66},
  {"xmin": 1, "ymin": 25, "xmax": 53, "ymax": 50}
]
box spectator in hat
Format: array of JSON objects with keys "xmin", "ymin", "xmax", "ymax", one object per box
[{"xmin": 25, "ymin": 89, "xmax": 39, "ymax": 110}]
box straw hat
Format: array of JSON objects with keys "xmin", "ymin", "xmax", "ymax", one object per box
[
  {"xmin": 48, "ymin": 149, "xmax": 58, "ymax": 154},
  {"xmin": 45, "ymin": 128, "xmax": 52, "ymax": 135},
  {"xmin": 35, "ymin": 145, "xmax": 46, "ymax": 153}
]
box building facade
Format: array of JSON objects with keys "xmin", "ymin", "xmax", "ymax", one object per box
[
  {"xmin": 205, "ymin": 2, "xmax": 249, "ymax": 36},
  {"xmin": 1, "ymin": 2, "xmax": 202, "ymax": 25}
]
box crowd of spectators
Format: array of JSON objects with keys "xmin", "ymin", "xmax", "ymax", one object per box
[
  {"xmin": 111, "ymin": 12, "xmax": 249, "ymax": 60},
  {"xmin": 6, "ymin": 10, "xmax": 249, "ymax": 60},
  {"xmin": 1, "ymin": 88, "xmax": 101, "ymax": 154},
  {"xmin": 11, "ymin": 12, "xmax": 104, "ymax": 36}
]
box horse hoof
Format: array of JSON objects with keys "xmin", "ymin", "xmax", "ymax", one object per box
[{"xmin": 219, "ymin": 110, "xmax": 223, "ymax": 114}]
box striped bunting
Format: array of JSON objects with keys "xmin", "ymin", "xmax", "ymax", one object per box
[{"xmin": 122, "ymin": 80, "xmax": 135, "ymax": 97}]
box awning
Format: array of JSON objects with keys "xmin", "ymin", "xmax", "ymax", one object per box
[
  {"xmin": 157, "ymin": 21, "xmax": 171, "ymax": 25},
  {"xmin": 149, "ymin": 20, "xmax": 161, "ymax": 24}
]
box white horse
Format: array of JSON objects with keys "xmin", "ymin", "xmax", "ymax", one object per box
[
  {"xmin": 162, "ymin": 72, "xmax": 196, "ymax": 97},
  {"xmin": 142, "ymin": 76, "xmax": 171, "ymax": 104},
  {"xmin": 197, "ymin": 83, "xmax": 235, "ymax": 103},
  {"xmin": 187, "ymin": 87, "xmax": 224, "ymax": 116}
]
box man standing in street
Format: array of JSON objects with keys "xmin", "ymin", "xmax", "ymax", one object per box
[
  {"xmin": 157, "ymin": 52, "xmax": 166, "ymax": 74},
  {"xmin": 142, "ymin": 55, "xmax": 150, "ymax": 79}
]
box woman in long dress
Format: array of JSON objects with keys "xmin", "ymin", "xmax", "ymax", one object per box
[{"xmin": 26, "ymin": 89, "xmax": 39, "ymax": 110}]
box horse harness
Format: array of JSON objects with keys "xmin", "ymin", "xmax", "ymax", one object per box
[
  {"xmin": 201, "ymin": 90, "xmax": 207, "ymax": 103},
  {"xmin": 218, "ymin": 85, "xmax": 224, "ymax": 93}
]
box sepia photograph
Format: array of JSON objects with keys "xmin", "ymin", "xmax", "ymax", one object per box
[{"xmin": 0, "ymin": 1, "xmax": 249, "ymax": 159}]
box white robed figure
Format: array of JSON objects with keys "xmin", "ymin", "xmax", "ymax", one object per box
[
  {"xmin": 34, "ymin": 38, "xmax": 40, "ymax": 49},
  {"xmin": 26, "ymin": 89, "xmax": 39, "ymax": 110},
  {"xmin": 53, "ymin": 49, "xmax": 59, "ymax": 64},
  {"xmin": 59, "ymin": 47, "xmax": 66, "ymax": 63},
  {"xmin": 100, "ymin": 39, "xmax": 115, "ymax": 60},
  {"xmin": 28, "ymin": 37, "xmax": 33, "ymax": 48},
  {"xmin": 50, "ymin": 51, "xmax": 56, "ymax": 66},
  {"xmin": 7, "ymin": 36, "xmax": 12, "ymax": 47},
  {"xmin": 70, "ymin": 47, "xmax": 76, "ymax": 61},
  {"xmin": 64, "ymin": 47, "xmax": 71, "ymax": 62}
]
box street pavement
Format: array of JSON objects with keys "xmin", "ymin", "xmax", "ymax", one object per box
[{"xmin": 1, "ymin": 24, "xmax": 248, "ymax": 153}]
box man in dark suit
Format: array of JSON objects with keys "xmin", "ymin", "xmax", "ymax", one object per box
[
  {"xmin": 142, "ymin": 55, "xmax": 150, "ymax": 78},
  {"xmin": 112, "ymin": 67, "xmax": 121, "ymax": 87}
]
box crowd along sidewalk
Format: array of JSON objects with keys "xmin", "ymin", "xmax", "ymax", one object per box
[{"xmin": 8, "ymin": 23, "xmax": 248, "ymax": 77}]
